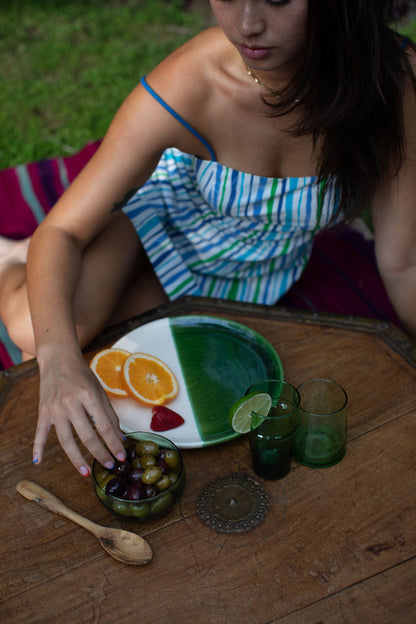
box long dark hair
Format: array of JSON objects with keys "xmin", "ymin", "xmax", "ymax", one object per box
[{"xmin": 273, "ymin": 0, "xmax": 416, "ymax": 221}]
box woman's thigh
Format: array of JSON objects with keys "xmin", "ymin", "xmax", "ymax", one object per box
[{"xmin": 75, "ymin": 212, "xmax": 168, "ymax": 342}]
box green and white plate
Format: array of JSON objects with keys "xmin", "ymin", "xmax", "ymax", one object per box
[{"xmin": 110, "ymin": 315, "xmax": 283, "ymax": 448}]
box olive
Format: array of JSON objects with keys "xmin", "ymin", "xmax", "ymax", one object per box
[
  {"xmin": 157, "ymin": 459, "xmax": 169, "ymax": 474},
  {"xmin": 142, "ymin": 466, "xmax": 163, "ymax": 485},
  {"xmin": 125, "ymin": 443, "xmax": 137, "ymax": 462},
  {"xmin": 111, "ymin": 500, "xmax": 131, "ymax": 516},
  {"xmin": 136, "ymin": 440, "xmax": 159, "ymax": 456},
  {"xmin": 140, "ymin": 453, "xmax": 157, "ymax": 469},
  {"xmin": 143, "ymin": 485, "xmax": 158, "ymax": 499},
  {"xmin": 131, "ymin": 457, "xmax": 142, "ymax": 469},
  {"xmin": 94, "ymin": 464, "xmax": 111, "ymax": 486},
  {"xmin": 168, "ymin": 471, "xmax": 179, "ymax": 485},
  {"xmin": 150, "ymin": 492, "xmax": 173, "ymax": 515},
  {"xmin": 130, "ymin": 466, "xmax": 144, "ymax": 482},
  {"xmin": 156, "ymin": 475, "xmax": 171, "ymax": 491},
  {"xmin": 95, "ymin": 485, "xmax": 108, "ymax": 504},
  {"xmin": 113, "ymin": 460, "xmax": 131, "ymax": 477},
  {"xmin": 98, "ymin": 473, "xmax": 116, "ymax": 490},
  {"xmin": 130, "ymin": 502, "xmax": 150, "ymax": 520},
  {"xmin": 126, "ymin": 484, "xmax": 143, "ymax": 501},
  {"xmin": 164, "ymin": 450, "xmax": 181, "ymax": 470},
  {"xmin": 105, "ymin": 477, "xmax": 127, "ymax": 498}
]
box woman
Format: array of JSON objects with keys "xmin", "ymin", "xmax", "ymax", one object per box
[{"xmin": 0, "ymin": 0, "xmax": 415, "ymax": 475}]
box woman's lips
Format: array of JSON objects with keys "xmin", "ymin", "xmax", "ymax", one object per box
[{"xmin": 239, "ymin": 45, "xmax": 271, "ymax": 60}]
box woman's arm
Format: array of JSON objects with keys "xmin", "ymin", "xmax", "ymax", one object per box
[
  {"xmin": 28, "ymin": 47, "xmax": 213, "ymax": 474},
  {"xmin": 371, "ymin": 71, "xmax": 416, "ymax": 341}
]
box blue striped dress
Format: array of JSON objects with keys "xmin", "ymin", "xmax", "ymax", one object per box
[
  {"xmin": 122, "ymin": 77, "xmax": 340, "ymax": 305},
  {"xmin": 123, "ymin": 148, "xmax": 340, "ymax": 305}
]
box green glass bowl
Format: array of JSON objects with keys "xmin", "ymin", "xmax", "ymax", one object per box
[{"xmin": 92, "ymin": 431, "xmax": 186, "ymax": 521}]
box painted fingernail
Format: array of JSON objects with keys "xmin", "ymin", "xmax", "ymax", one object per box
[
  {"xmin": 116, "ymin": 452, "xmax": 125, "ymax": 462},
  {"xmin": 32, "ymin": 454, "xmax": 39, "ymax": 464},
  {"xmin": 104, "ymin": 460, "xmax": 115, "ymax": 469},
  {"xmin": 79, "ymin": 466, "xmax": 90, "ymax": 477}
]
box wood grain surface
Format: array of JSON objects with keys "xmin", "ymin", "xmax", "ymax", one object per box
[{"xmin": 1, "ymin": 297, "xmax": 415, "ymax": 624}]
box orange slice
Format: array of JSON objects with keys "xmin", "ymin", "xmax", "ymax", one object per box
[
  {"xmin": 89, "ymin": 348, "xmax": 131, "ymax": 397},
  {"xmin": 122, "ymin": 352, "xmax": 178, "ymax": 406}
]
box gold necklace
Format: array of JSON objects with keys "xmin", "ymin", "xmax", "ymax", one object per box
[
  {"xmin": 246, "ymin": 66, "xmax": 280, "ymax": 97},
  {"xmin": 246, "ymin": 66, "xmax": 301, "ymax": 103}
]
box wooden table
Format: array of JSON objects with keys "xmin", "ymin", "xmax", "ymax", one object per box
[{"xmin": 1, "ymin": 297, "xmax": 416, "ymax": 623}]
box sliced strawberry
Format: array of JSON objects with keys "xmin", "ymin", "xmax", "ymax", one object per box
[{"xmin": 151, "ymin": 405, "xmax": 185, "ymax": 432}]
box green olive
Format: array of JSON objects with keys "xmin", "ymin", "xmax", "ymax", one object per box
[
  {"xmin": 155, "ymin": 475, "xmax": 171, "ymax": 491},
  {"xmin": 98, "ymin": 473, "xmax": 116, "ymax": 490},
  {"xmin": 94, "ymin": 464, "xmax": 111, "ymax": 486},
  {"xmin": 129, "ymin": 502, "xmax": 150, "ymax": 520},
  {"xmin": 131, "ymin": 457, "xmax": 141, "ymax": 469},
  {"xmin": 135, "ymin": 440, "xmax": 159, "ymax": 456},
  {"xmin": 168, "ymin": 471, "xmax": 179, "ymax": 485},
  {"xmin": 142, "ymin": 466, "xmax": 163, "ymax": 485},
  {"xmin": 111, "ymin": 501, "xmax": 131, "ymax": 517},
  {"xmin": 95, "ymin": 485, "xmax": 109, "ymax": 504},
  {"xmin": 150, "ymin": 492, "xmax": 173, "ymax": 515},
  {"xmin": 164, "ymin": 450, "xmax": 181, "ymax": 470},
  {"xmin": 170, "ymin": 471, "xmax": 185, "ymax": 495},
  {"xmin": 140, "ymin": 453, "xmax": 157, "ymax": 469}
]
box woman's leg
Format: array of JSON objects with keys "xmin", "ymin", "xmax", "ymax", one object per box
[
  {"xmin": 0, "ymin": 213, "xmax": 168, "ymax": 357},
  {"xmin": 0, "ymin": 237, "xmax": 32, "ymax": 355}
]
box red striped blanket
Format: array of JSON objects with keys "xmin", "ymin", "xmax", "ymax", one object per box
[{"xmin": 0, "ymin": 142, "xmax": 401, "ymax": 369}]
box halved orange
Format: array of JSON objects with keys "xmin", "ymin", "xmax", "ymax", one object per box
[
  {"xmin": 122, "ymin": 352, "xmax": 178, "ymax": 406},
  {"xmin": 89, "ymin": 348, "xmax": 131, "ymax": 397}
]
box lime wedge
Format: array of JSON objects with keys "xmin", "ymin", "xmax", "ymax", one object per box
[{"xmin": 228, "ymin": 392, "xmax": 272, "ymax": 434}]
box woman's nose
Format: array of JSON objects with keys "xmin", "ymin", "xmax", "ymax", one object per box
[{"xmin": 237, "ymin": 3, "xmax": 266, "ymax": 37}]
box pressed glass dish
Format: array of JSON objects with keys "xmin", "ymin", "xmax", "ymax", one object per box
[{"xmin": 93, "ymin": 431, "xmax": 185, "ymax": 521}]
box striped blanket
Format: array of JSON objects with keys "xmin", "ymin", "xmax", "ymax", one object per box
[{"xmin": 0, "ymin": 142, "xmax": 401, "ymax": 369}]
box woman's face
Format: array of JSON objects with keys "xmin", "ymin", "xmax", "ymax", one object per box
[{"xmin": 210, "ymin": 0, "xmax": 309, "ymax": 75}]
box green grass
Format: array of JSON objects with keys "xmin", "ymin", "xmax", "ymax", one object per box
[
  {"xmin": 1, "ymin": 2, "xmax": 415, "ymax": 171},
  {"xmin": 0, "ymin": 0, "xmax": 209, "ymax": 169}
]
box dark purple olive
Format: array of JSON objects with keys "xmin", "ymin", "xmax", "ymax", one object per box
[
  {"xmin": 113, "ymin": 460, "xmax": 131, "ymax": 477},
  {"xmin": 157, "ymin": 459, "xmax": 169, "ymax": 475},
  {"xmin": 126, "ymin": 484, "xmax": 143, "ymax": 501},
  {"xmin": 130, "ymin": 466, "xmax": 144, "ymax": 482},
  {"xmin": 126, "ymin": 444, "xmax": 137, "ymax": 462},
  {"xmin": 105, "ymin": 477, "xmax": 127, "ymax": 498},
  {"xmin": 143, "ymin": 485, "xmax": 158, "ymax": 499}
]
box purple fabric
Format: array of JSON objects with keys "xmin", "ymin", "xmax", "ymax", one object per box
[{"xmin": 281, "ymin": 227, "xmax": 402, "ymax": 328}]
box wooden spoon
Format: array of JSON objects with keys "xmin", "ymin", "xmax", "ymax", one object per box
[{"xmin": 16, "ymin": 480, "xmax": 152, "ymax": 565}]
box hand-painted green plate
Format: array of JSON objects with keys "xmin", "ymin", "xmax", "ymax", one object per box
[{"xmin": 110, "ymin": 315, "xmax": 283, "ymax": 448}]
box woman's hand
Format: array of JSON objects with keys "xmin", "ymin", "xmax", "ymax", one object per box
[{"xmin": 33, "ymin": 349, "xmax": 126, "ymax": 476}]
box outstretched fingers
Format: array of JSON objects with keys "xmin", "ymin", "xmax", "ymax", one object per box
[
  {"xmin": 33, "ymin": 382, "xmax": 126, "ymax": 477},
  {"xmin": 32, "ymin": 418, "xmax": 52, "ymax": 466}
]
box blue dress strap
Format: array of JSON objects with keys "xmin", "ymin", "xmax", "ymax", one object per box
[{"xmin": 140, "ymin": 76, "xmax": 216, "ymax": 161}]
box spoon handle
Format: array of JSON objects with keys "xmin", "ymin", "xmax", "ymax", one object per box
[{"xmin": 16, "ymin": 479, "xmax": 102, "ymax": 536}]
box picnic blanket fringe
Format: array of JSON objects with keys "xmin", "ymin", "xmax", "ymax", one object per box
[{"xmin": 0, "ymin": 141, "xmax": 401, "ymax": 370}]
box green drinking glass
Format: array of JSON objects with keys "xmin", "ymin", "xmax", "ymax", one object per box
[
  {"xmin": 248, "ymin": 380, "xmax": 300, "ymax": 480},
  {"xmin": 293, "ymin": 379, "xmax": 348, "ymax": 468}
]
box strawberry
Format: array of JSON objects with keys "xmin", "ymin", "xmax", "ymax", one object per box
[{"xmin": 151, "ymin": 405, "xmax": 185, "ymax": 432}]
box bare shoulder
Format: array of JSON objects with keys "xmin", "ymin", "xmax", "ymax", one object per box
[
  {"xmin": 145, "ymin": 26, "xmax": 231, "ymax": 110},
  {"xmin": 96, "ymin": 27, "xmax": 228, "ymax": 160}
]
